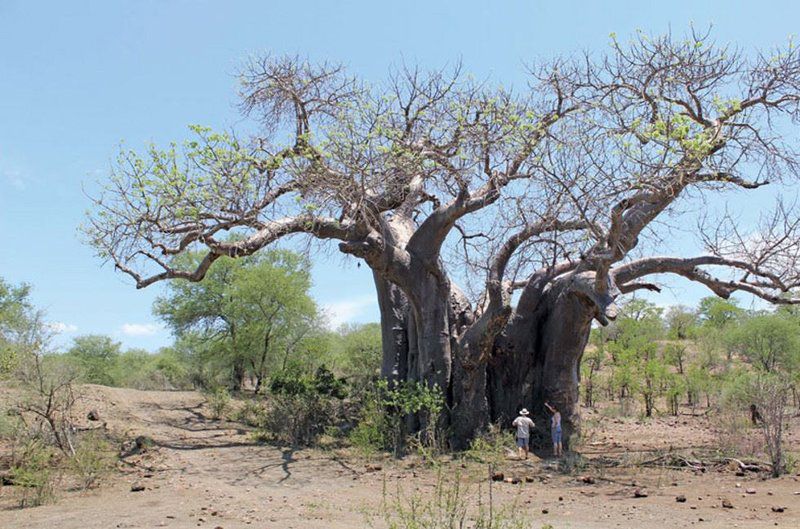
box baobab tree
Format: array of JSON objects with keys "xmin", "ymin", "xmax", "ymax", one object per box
[{"xmin": 85, "ymin": 30, "xmax": 800, "ymax": 449}]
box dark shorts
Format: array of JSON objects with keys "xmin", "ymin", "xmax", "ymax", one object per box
[
  {"xmin": 516, "ymin": 437, "xmax": 529, "ymax": 448},
  {"xmin": 552, "ymin": 427, "xmax": 562, "ymax": 444}
]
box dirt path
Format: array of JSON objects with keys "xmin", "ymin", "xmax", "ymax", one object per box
[{"xmin": 1, "ymin": 386, "xmax": 798, "ymax": 528}]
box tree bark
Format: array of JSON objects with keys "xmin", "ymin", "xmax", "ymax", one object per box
[{"xmin": 373, "ymin": 272, "xmax": 411, "ymax": 383}]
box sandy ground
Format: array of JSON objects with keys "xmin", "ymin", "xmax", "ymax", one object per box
[{"xmin": 1, "ymin": 385, "xmax": 799, "ymax": 529}]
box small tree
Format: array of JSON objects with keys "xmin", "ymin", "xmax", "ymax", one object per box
[
  {"xmin": 15, "ymin": 325, "xmax": 80, "ymax": 455},
  {"xmin": 65, "ymin": 335, "xmax": 121, "ymax": 386},
  {"xmin": 743, "ymin": 373, "xmax": 791, "ymax": 477},
  {"xmin": 731, "ymin": 314, "xmax": 800, "ymax": 373},
  {"xmin": 665, "ymin": 305, "xmax": 698, "ymax": 340}
]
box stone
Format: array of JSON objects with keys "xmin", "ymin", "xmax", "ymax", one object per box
[
  {"xmin": 130, "ymin": 483, "xmax": 145, "ymax": 492},
  {"xmin": 722, "ymin": 499, "xmax": 734, "ymax": 509},
  {"xmin": 771, "ymin": 506, "xmax": 785, "ymax": 513},
  {"xmin": 87, "ymin": 410, "xmax": 101, "ymax": 421},
  {"xmin": 491, "ymin": 472, "xmax": 504, "ymax": 482},
  {"xmin": 746, "ymin": 488, "xmax": 756, "ymax": 494},
  {"xmin": 676, "ymin": 495, "xmax": 687, "ymax": 503},
  {"xmin": 633, "ymin": 488, "xmax": 648, "ymax": 498}
]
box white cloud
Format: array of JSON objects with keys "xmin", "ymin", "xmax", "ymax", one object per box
[
  {"xmin": 322, "ymin": 295, "xmax": 377, "ymax": 329},
  {"xmin": 120, "ymin": 323, "xmax": 162, "ymax": 337},
  {"xmin": 46, "ymin": 322, "xmax": 78, "ymax": 334}
]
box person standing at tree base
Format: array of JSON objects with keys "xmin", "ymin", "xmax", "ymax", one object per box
[
  {"xmin": 545, "ymin": 402, "xmax": 562, "ymax": 457},
  {"xmin": 512, "ymin": 408, "xmax": 535, "ymax": 459}
]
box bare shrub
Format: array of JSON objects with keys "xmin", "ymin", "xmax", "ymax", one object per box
[
  {"xmin": 257, "ymin": 393, "xmax": 339, "ymax": 446},
  {"xmin": 746, "ymin": 375, "xmax": 791, "ymax": 477},
  {"xmin": 14, "ymin": 349, "xmax": 80, "ymax": 456},
  {"xmin": 723, "ymin": 372, "xmax": 792, "ymax": 477}
]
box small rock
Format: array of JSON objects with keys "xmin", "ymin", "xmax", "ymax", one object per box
[
  {"xmin": 722, "ymin": 499, "xmax": 734, "ymax": 509},
  {"xmin": 580, "ymin": 475, "xmax": 596, "ymax": 484},
  {"xmin": 365, "ymin": 464, "xmax": 382, "ymax": 472},
  {"xmin": 541, "ymin": 508, "xmax": 549, "ymax": 514},
  {"xmin": 676, "ymin": 495, "xmax": 687, "ymax": 503},
  {"xmin": 491, "ymin": 472, "xmax": 504, "ymax": 482},
  {"xmin": 746, "ymin": 488, "xmax": 756, "ymax": 494},
  {"xmin": 633, "ymin": 488, "xmax": 648, "ymax": 498},
  {"xmin": 87, "ymin": 410, "xmax": 101, "ymax": 421},
  {"xmin": 524, "ymin": 476, "xmax": 534, "ymax": 483},
  {"xmin": 771, "ymin": 506, "xmax": 785, "ymax": 513},
  {"xmin": 131, "ymin": 483, "xmax": 145, "ymax": 492}
]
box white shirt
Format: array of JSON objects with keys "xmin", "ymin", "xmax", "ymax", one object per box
[{"xmin": 512, "ymin": 416, "xmax": 535, "ymax": 438}]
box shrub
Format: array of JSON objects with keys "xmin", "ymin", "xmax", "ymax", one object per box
[
  {"xmin": 257, "ymin": 392, "xmax": 339, "ymax": 446},
  {"xmin": 206, "ymin": 387, "xmax": 231, "ymax": 420},
  {"xmin": 269, "ymin": 365, "xmax": 347, "ymax": 398},
  {"xmin": 464, "ymin": 423, "xmax": 514, "ymax": 466},
  {"xmin": 234, "ymin": 399, "xmax": 265, "ymax": 427},
  {"xmin": 351, "ymin": 379, "xmax": 445, "ymax": 457},
  {"xmin": 253, "ymin": 366, "xmax": 351, "ymax": 446},
  {"xmin": 9, "ymin": 439, "xmax": 58, "ymax": 507},
  {"xmin": 69, "ymin": 432, "xmax": 116, "ymax": 490},
  {"xmin": 721, "ymin": 371, "xmax": 792, "ymax": 476}
]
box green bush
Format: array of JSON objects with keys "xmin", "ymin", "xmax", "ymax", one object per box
[
  {"xmin": 251, "ymin": 365, "xmax": 351, "ymax": 446},
  {"xmin": 9, "ymin": 440, "xmax": 58, "ymax": 508},
  {"xmin": 268, "ymin": 365, "xmax": 347, "ymax": 398},
  {"xmin": 350, "ymin": 379, "xmax": 445, "ymax": 457},
  {"xmin": 206, "ymin": 387, "xmax": 231, "ymax": 419}
]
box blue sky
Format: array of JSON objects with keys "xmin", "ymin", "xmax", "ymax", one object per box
[{"xmin": 1, "ymin": 0, "xmax": 797, "ymax": 351}]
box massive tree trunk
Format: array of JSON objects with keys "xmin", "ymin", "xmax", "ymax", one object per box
[
  {"xmin": 489, "ymin": 274, "xmax": 617, "ymax": 449},
  {"xmin": 373, "ymin": 268, "xmax": 617, "ymax": 451}
]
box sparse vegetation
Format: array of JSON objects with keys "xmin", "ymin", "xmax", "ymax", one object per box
[{"xmin": 374, "ymin": 467, "xmax": 531, "ymax": 529}]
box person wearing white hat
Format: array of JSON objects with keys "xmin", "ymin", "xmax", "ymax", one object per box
[{"xmin": 512, "ymin": 408, "xmax": 535, "ymax": 459}]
